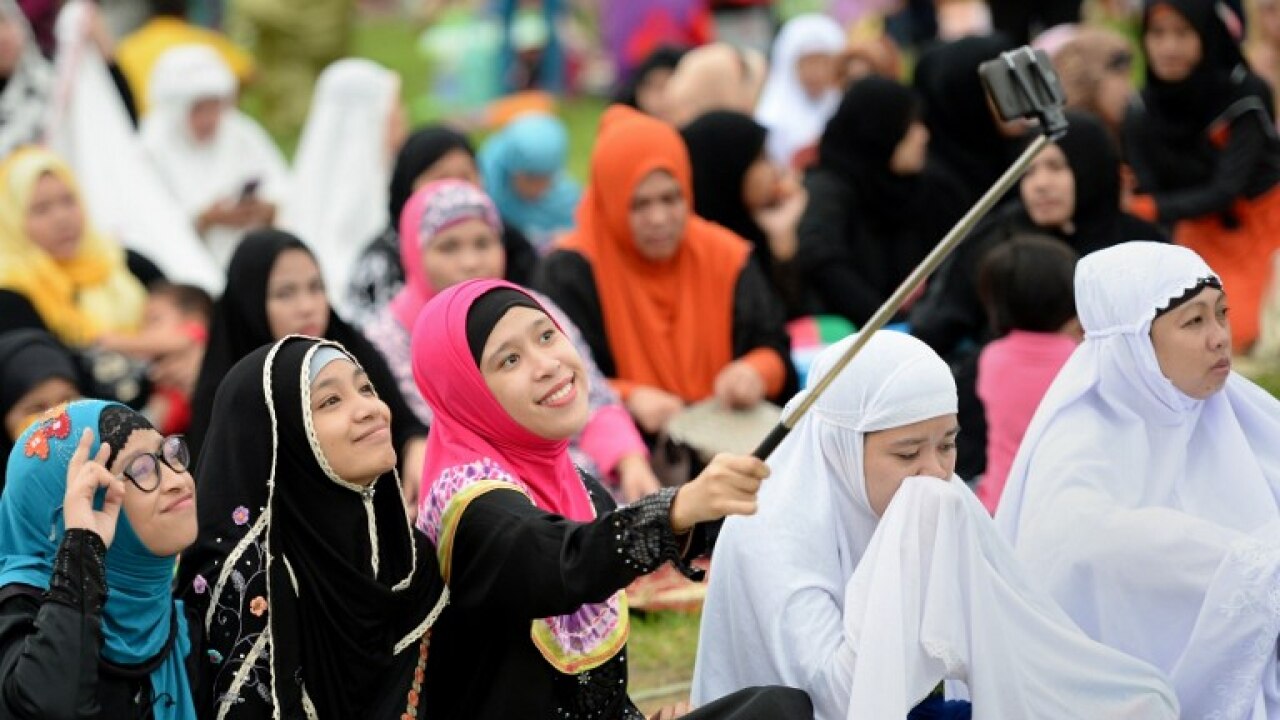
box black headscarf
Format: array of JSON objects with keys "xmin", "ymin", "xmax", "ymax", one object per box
[
  {"xmin": 0, "ymin": 329, "xmax": 80, "ymax": 485},
  {"xmin": 819, "ymin": 75, "xmax": 920, "ymax": 227},
  {"xmin": 680, "ymin": 111, "xmax": 771, "ymax": 266},
  {"xmin": 388, "ymin": 125, "xmax": 475, "ymax": 227},
  {"xmin": 614, "ymin": 45, "xmax": 687, "ymax": 108},
  {"xmin": 914, "ymin": 33, "xmax": 1022, "ymax": 196},
  {"xmin": 179, "ymin": 337, "xmax": 445, "ymax": 719},
  {"xmin": 1021, "ymin": 110, "xmax": 1135, "ymax": 254},
  {"xmin": 1137, "ymin": 0, "xmax": 1273, "ymax": 188},
  {"xmin": 188, "ymin": 229, "xmax": 426, "ymax": 457}
]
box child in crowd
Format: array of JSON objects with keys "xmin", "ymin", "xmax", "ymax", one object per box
[
  {"xmin": 975, "ymin": 234, "xmax": 1080, "ymax": 513},
  {"xmin": 101, "ymin": 283, "xmax": 212, "ymax": 434}
]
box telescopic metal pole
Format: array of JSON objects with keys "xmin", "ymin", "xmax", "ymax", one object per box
[{"xmin": 752, "ymin": 131, "xmax": 1056, "ymax": 460}]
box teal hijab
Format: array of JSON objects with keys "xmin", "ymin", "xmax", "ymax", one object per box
[
  {"xmin": 477, "ymin": 112, "xmax": 581, "ymax": 250},
  {"xmin": 0, "ymin": 399, "xmax": 196, "ymax": 720}
]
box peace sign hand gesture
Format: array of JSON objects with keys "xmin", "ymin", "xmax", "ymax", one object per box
[{"xmin": 63, "ymin": 429, "xmax": 126, "ymax": 548}]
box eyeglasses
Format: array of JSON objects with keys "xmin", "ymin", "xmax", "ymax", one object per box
[{"xmin": 119, "ymin": 435, "xmax": 191, "ymax": 492}]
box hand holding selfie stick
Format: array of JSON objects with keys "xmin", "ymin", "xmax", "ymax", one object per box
[{"xmin": 752, "ymin": 47, "xmax": 1071, "ymax": 461}]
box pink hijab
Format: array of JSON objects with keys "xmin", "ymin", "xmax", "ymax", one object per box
[
  {"xmin": 411, "ymin": 279, "xmax": 625, "ymax": 674},
  {"xmin": 411, "ymin": 278, "xmax": 594, "ymax": 523},
  {"xmin": 389, "ymin": 180, "xmax": 503, "ymax": 330}
]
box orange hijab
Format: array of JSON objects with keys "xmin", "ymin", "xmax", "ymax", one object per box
[{"xmin": 558, "ymin": 105, "xmax": 750, "ymax": 403}]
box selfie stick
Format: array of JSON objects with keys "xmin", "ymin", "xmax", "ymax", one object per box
[{"xmin": 752, "ymin": 47, "xmax": 1070, "ymax": 461}]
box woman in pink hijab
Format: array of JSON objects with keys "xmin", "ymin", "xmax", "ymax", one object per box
[{"xmin": 410, "ymin": 277, "xmax": 813, "ymax": 719}]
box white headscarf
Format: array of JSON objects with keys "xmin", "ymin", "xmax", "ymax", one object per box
[
  {"xmin": 46, "ymin": 2, "xmax": 221, "ymax": 294},
  {"xmin": 694, "ymin": 331, "xmax": 1179, "ymax": 720},
  {"xmin": 0, "ymin": 0, "xmax": 52, "ymax": 158},
  {"xmin": 754, "ymin": 13, "xmax": 845, "ymax": 166},
  {"xmin": 279, "ymin": 59, "xmax": 399, "ymax": 308},
  {"xmin": 141, "ymin": 45, "xmax": 289, "ymax": 270},
  {"xmin": 995, "ymin": 241, "xmax": 1280, "ymax": 719}
]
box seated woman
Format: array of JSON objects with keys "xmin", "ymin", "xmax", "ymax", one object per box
[
  {"xmin": 279, "ymin": 57, "xmax": 405, "ymax": 305},
  {"xmin": 753, "ymin": 13, "xmax": 845, "ymax": 169},
  {"xmin": 996, "ymin": 241, "xmax": 1280, "ymax": 716},
  {"xmin": 0, "ymin": 329, "xmax": 82, "ymax": 484},
  {"xmin": 797, "ymin": 75, "xmax": 968, "ymax": 329},
  {"xmin": 1124, "ymin": 0, "xmax": 1280, "ymax": 352},
  {"xmin": 412, "ymin": 278, "xmax": 813, "ymax": 719},
  {"xmin": 141, "ymin": 45, "xmax": 288, "ymax": 271},
  {"xmin": 0, "ymin": 400, "xmax": 201, "ymax": 718},
  {"xmin": 187, "ymin": 229, "xmax": 428, "ymax": 500},
  {"xmin": 681, "ymin": 111, "xmax": 811, "ymax": 318},
  {"xmin": 178, "ymin": 337, "xmax": 446, "ymax": 718},
  {"xmin": 363, "ymin": 179, "xmax": 659, "ymax": 502},
  {"xmin": 477, "ymin": 112, "xmax": 582, "ymax": 252},
  {"xmin": 536, "ymin": 106, "xmax": 796, "ymax": 439},
  {"xmin": 0, "ymin": 147, "xmax": 147, "ymax": 346},
  {"xmin": 346, "ymin": 125, "xmax": 538, "ymax": 326},
  {"xmin": 693, "ymin": 332, "xmax": 1179, "ymax": 719}
]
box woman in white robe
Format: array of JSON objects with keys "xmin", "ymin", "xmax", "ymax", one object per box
[
  {"xmin": 995, "ymin": 241, "xmax": 1280, "ymax": 720},
  {"xmin": 693, "ymin": 330, "xmax": 1178, "ymax": 720},
  {"xmin": 279, "ymin": 58, "xmax": 403, "ymax": 312},
  {"xmin": 754, "ymin": 13, "xmax": 845, "ymax": 168},
  {"xmin": 140, "ymin": 44, "xmax": 288, "ymax": 270}
]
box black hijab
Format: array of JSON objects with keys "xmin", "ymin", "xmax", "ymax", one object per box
[
  {"xmin": 188, "ymin": 229, "xmax": 426, "ymax": 456},
  {"xmin": 1023, "ymin": 110, "xmax": 1137, "ymax": 254},
  {"xmin": 680, "ymin": 111, "xmax": 771, "ymax": 267},
  {"xmin": 819, "ymin": 75, "xmax": 920, "ymax": 227},
  {"xmin": 388, "ymin": 125, "xmax": 475, "ymax": 227},
  {"xmin": 614, "ymin": 45, "xmax": 687, "ymax": 108},
  {"xmin": 914, "ymin": 33, "xmax": 1021, "ymax": 196},
  {"xmin": 0, "ymin": 329, "xmax": 80, "ymax": 485},
  {"xmin": 179, "ymin": 337, "xmax": 445, "ymax": 719},
  {"xmin": 1137, "ymin": 0, "xmax": 1273, "ymax": 188}
]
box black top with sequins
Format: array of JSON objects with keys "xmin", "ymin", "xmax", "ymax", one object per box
[
  {"xmin": 421, "ymin": 474, "xmax": 710, "ymax": 720},
  {"xmin": 0, "ymin": 529, "xmax": 204, "ymax": 720}
]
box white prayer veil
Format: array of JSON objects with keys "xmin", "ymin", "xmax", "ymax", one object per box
[
  {"xmin": 141, "ymin": 45, "xmax": 289, "ymax": 270},
  {"xmin": 47, "ymin": 2, "xmax": 222, "ymax": 294},
  {"xmin": 995, "ymin": 241, "xmax": 1280, "ymax": 719},
  {"xmin": 694, "ymin": 331, "xmax": 1178, "ymax": 720},
  {"xmin": 754, "ymin": 13, "xmax": 845, "ymax": 166},
  {"xmin": 280, "ymin": 58, "xmax": 400, "ymax": 311}
]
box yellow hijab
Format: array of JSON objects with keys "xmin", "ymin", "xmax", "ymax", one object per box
[{"xmin": 0, "ymin": 147, "xmax": 146, "ymax": 346}]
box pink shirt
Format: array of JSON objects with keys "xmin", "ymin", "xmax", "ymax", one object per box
[{"xmin": 976, "ymin": 330, "xmax": 1078, "ymax": 514}]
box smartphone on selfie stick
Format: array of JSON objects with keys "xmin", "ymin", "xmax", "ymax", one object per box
[{"xmin": 751, "ymin": 46, "xmax": 1069, "ymax": 461}]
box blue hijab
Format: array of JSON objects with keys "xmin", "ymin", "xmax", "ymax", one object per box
[
  {"xmin": 0, "ymin": 400, "xmax": 196, "ymax": 720},
  {"xmin": 478, "ymin": 112, "xmax": 581, "ymax": 250}
]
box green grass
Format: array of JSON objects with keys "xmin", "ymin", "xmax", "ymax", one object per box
[
  {"xmin": 628, "ymin": 611, "xmax": 704, "ymax": 713},
  {"xmin": 242, "ymin": 14, "xmax": 606, "ymax": 179}
]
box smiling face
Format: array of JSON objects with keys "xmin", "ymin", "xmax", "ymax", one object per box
[
  {"xmin": 309, "ymin": 359, "xmax": 397, "ymax": 486},
  {"xmin": 480, "ymin": 306, "xmax": 589, "ymax": 440},
  {"xmin": 265, "ymin": 249, "xmax": 329, "ymax": 340},
  {"xmin": 862, "ymin": 414, "xmax": 959, "ymax": 517},
  {"xmin": 1020, "ymin": 143, "xmax": 1076, "ymax": 230},
  {"xmin": 24, "ymin": 172, "xmax": 85, "ymax": 261},
  {"xmin": 629, "ymin": 170, "xmax": 687, "ymax": 262},
  {"xmin": 113, "ymin": 429, "xmax": 198, "ymax": 557},
  {"xmin": 1150, "ymin": 286, "xmax": 1232, "ymax": 399}
]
